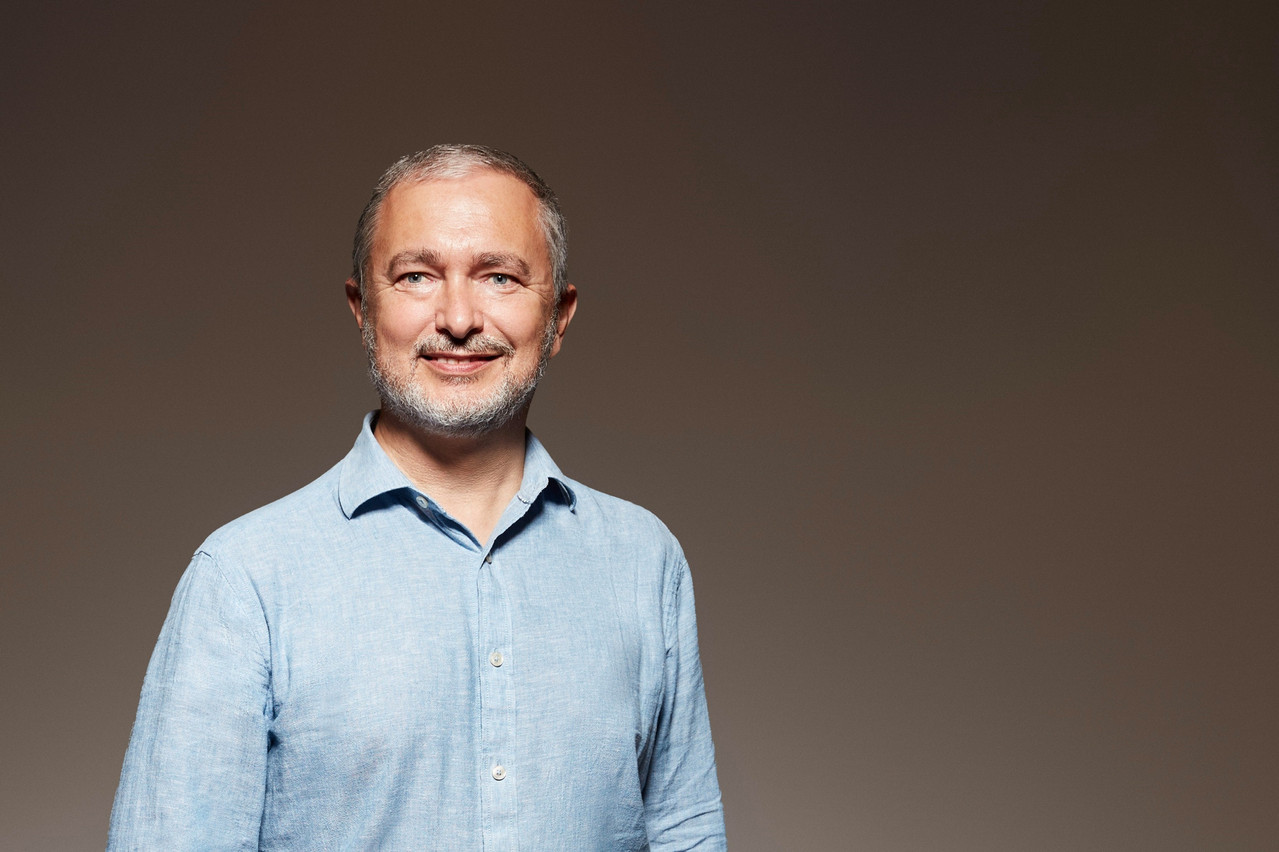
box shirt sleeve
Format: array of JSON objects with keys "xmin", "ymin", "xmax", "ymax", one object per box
[
  {"xmin": 108, "ymin": 551, "xmax": 271, "ymax": 851},
  {"xmin": 643, "ymin": 556, "xmax": 728, "ymax": 851}
]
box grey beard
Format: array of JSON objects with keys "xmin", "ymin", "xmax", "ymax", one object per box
[{"xmin": 363, "ymin": 313, "xmax": 557, "ymax": 439}]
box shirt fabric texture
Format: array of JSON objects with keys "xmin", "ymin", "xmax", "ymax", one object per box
[{"xmin": 109, "ymin": 414, "xmax": 725, "ymax": 851}]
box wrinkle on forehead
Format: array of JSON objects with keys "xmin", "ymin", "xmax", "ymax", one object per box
[{"xmin": 372, "ymin": 175, "xmax": 550, "ymax": 279}]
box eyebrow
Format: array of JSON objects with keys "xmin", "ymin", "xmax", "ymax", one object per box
[
  {"xmin": 384, "ymin": 249, "xmax": 443, "ymax": 278},
  {"xmin": 382, "ymin": 249, "xmax": 533, "ymax": 280},
  {"xmin": 475, "ymin": 252, "xmax": 532, "ymax": 278}
]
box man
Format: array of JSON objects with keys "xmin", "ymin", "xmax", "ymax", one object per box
[{"xmin": 109, "ymin": 145, "xmax": 726, "ymax": 850}]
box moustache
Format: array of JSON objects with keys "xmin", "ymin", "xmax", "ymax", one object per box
[{"xmin": 414, "ymin": 334, "xmax": 515, "ymax": 358}]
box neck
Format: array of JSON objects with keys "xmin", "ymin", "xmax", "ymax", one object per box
[{"xmin": 372, "ymin": 408, "xmax": 529, "ymax": 546}]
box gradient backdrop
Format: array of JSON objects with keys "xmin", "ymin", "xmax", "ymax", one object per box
[{"xmin": 3, "ymin": 1, "xmax": 1276, "ymax": 849}]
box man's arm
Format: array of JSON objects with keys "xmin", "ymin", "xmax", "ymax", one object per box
[
  {"xmin": 109, "ymin": 551, "xmax": 271, "ymax": 851},
  {"xmin": 643, "ymin": 557, "xmax": 728, "ymax": 851}
]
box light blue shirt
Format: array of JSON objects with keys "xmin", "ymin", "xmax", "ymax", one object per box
[{"xmin": 109, "ymin": 414, "xmax": 725, "ymax": 850}]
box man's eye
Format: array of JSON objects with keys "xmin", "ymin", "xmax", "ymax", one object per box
[
  {"xmin": 404, "ymin": 272, "xmax": 426, "ymax": 285},
  {"xmin": 489, "ymin": 274, "xmax": 511, "ymax": 286}
]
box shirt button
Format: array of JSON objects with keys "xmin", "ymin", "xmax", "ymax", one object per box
[
  {"xmin": 415, "ymin": 495, "xmax": 429, "ymax": 509},
  {"xmin": 492, "ymin": 765, "xmax": 506, "ymax": 781},
  {"xmin": 489, "ymin": 650, "xmax": 504, "ymax": 667},
  {"xmin": 484, "ymin": 553, "xmax": 493, "ymax": 564}
]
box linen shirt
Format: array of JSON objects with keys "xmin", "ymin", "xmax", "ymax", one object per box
[{"xmin": 109, "ymin": 414, "xmax": 725, "ymax": 851}]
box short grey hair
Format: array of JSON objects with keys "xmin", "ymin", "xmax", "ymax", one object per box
[{"xmin": 351, "ymin": 144, "xmax": 569, "ymax": 297}]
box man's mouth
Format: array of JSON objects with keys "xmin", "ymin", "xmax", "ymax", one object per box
[
  {"xmin": 418, "ymin": 350, "xmax": 504, "ymax": 376},
  {"xmin": 424, "ymin": 353, "xmax": 500, "ymax": 363},
  {"xmin": 414, "ymin": 335, "xmax": 515, "ymax": 372}
]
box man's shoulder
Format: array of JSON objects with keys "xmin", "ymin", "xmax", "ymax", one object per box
[
  {"xmin": 561, "ymin": 474, "xmax": 666, "ymax": 524},
  {"xmin": 557, "ymin": 474, "xmax": 687, "ymax": 563},
  {"xmin": 195, "ymin": 459, "xmax": 345, "ymax": 562}
]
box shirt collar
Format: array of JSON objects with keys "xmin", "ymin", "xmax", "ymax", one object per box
[
  {"xmin": 515, "ymin": 430, "xmax": 577, "ymax": 511},
  {"xmin": 338, "ymin": 412, "xmax": 576, "ymax": 519}
]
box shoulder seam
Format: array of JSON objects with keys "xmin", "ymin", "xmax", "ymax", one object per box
[{"xmin": 194, "ymin": 549, "xmax": 271, "ymax": 660}]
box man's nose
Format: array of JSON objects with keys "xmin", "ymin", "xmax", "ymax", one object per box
[{"xmin": 434, "ymin": 276, "xmax": 483, "ymax": 340}]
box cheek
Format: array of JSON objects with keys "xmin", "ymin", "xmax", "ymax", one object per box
[
  {"xmin": 371, "ymin": 306, "xmax": 431, "ymax": 350},
  {"xmin": 492, "ymin": 305, "xmax": 555, "ymax": 348}
]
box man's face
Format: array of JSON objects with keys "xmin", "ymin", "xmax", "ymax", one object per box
[{"xmin": 348, "ymin": 169, "xmax": 576, "ymax": 438}]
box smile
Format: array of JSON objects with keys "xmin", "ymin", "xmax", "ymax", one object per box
[
  {"xmin": 420, "ymin": 352, "xmax": 502, "ymax": 375},
  {"xmin": 428, "ymin": 355, "xmax": 497, "ymax": 364}
]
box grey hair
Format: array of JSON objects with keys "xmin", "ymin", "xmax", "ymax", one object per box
[{"xmin": 351, "ymin": 144, "xmax": 569, "ymax": 298}]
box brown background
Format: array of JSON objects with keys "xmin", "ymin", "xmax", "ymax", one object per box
[{"xmin": 2, "ymin": 1, "xmax": 1276, "ymax": 849}]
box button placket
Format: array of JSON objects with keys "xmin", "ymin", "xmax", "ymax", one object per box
[{"xmin": 477, "ymin": 548, "xmax": 516, "ymax": 839}]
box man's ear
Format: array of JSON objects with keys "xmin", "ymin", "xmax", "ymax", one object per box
[
  {"xmin": 345, "ymin": 278, "xmax": 364, "ymax": 330},
  {"xmin": 550, "ymin": 283, "xmax": 578, "ymax": 357}
]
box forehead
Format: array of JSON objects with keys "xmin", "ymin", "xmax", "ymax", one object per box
[{"xmin": 372, "ymin": 170, "xmax": 548, "ymax": 269}]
